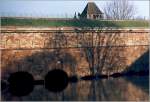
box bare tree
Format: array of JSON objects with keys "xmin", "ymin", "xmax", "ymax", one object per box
[
  {"xmin": 76, "ymin": 27, "xmax": 127, "ymax": 76},
  {"xmin": 103, "ymin": 0, "xmax": 136, "ymax": 20}
]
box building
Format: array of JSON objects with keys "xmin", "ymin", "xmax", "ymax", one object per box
[{"xmin": 79, "ymin": 2, "xmax": 104, "ymax": 20}]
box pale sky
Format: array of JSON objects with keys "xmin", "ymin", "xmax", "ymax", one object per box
[{"xmin": 0, "ymin": 0, "xmax": 149, "ymax": 19}]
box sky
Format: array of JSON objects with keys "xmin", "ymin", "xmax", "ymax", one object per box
[{"xmin": 0, "ymin": 0, "xmax": 149, "ymax": 19}]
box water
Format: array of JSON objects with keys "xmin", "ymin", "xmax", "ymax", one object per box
[{"xmin": 2, "ymin": 76, "xmax": 149, "ymax": 101}]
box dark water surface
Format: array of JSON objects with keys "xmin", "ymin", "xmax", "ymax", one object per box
[{"xmin": 2, "ymin": 76, "xmax": 149, "ymax": 101}]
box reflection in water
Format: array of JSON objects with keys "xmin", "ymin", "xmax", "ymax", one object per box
[
  {"xmin": 8, "ymin": 71, "xmax": 34, "ymax": 96},
  {"xmin": 45, "ymin": 69, "xmax": 69, "ymax": 92},
  {"xmin": 2, "ymin": 76, "xmax": 149, "ymax": 101}
]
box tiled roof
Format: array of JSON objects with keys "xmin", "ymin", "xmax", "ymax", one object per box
[{"xmin": 81, "ymin": 2, "xmax": 103, "ymax": 17}]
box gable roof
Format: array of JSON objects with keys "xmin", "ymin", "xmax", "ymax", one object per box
[{"xmin": 80, "ymin": 2, "xmax": 103, "ymax": 18}]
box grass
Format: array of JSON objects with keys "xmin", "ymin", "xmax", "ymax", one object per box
[{"xmin": 1, "ymin": 17, "xmax": 149, "ymax": 28}]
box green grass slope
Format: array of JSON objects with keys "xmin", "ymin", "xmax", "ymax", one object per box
[{"xmin": 1, "ymin": 17, "xmax": 149, "ymax": 28}]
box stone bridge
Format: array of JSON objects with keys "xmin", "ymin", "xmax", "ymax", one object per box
[{"xmin": 1, "ymin": 27, "xmax": 149, "ymax": 80}]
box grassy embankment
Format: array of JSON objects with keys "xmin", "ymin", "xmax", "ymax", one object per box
[{"xmin": 1, "ymin": 17, "xmax": 149, "ymax": 28}]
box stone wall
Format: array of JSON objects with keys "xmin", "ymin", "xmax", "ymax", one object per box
[{"xmin": 1, "ymin": 27, "xmax": 149, "ymax": 79}]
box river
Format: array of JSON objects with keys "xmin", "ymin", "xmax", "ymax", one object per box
[{"xmin": 2, "ymin": 76, "xmax": 149, "ymax": 101}]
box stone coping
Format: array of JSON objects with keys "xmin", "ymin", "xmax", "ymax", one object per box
[{"xmin": 1, "ymin": 26, "xmax": 150, "ymax": 33}]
